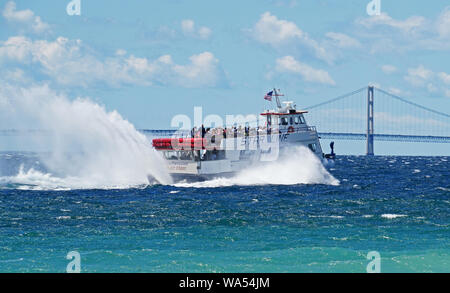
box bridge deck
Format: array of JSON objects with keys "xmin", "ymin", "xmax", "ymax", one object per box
[{"xmin": 318, "ymin": 133, "xmax": 450, "ymax": 143}]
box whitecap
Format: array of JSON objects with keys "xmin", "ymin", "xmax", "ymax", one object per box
[
  {"xmin": 332, "ymin": 237, "xmax": 348, "ymax": 241},
  {"xmin": 309, "ymin": 215, "xmax": 344, "ymax": 219},
  {"xmin": 381, "ymin": 214, "xmax": 407, "ymax": 219},
  {"xmin": 437, "ymin": 187, "xmax": 450, "ymax": 192},
  {"xmin": 56, "ymin": 216, "xmax": 71, "ymax": 220}
]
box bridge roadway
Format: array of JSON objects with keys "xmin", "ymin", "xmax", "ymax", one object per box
[{"xmin": 318, "ymin": 132, "xmax": 450, "ymax": 143}]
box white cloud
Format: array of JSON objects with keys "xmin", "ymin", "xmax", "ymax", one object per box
[
  {"xmin": 115, "ymin": 49, "xmax": 127, "ymax": 56},
  {"xmin": 2, "ymin": 1, "xmax": 33, "ymax": 22},
  {"xmin": 2, "ymin": 1, "xmax": 50, "ymax": 34},
  {"xmin": 445, "ymin": 89, "xmax": 450, "ymax": 98},
  {"xmin": 197, "ymin": 26, "xmax": 212, "ymax": 39},
  {"xmin": 325, "ymin": 32, "xmax": 361, "ymax": 48},
  {"xmin": 0, "ymin": 35, "xmax": 33, "ymax": 61},
  {"xmin": 387, "ymin": 87, "xmax": 403, "ymax": 96},
  {"xmin": 0, "ymin": 36, "xmax": 226, "ymax": 88},
  {"xmin": 438, "ymin": 72, "xmax": 450, "ymax": 85},
  {"xmin": 275, "ymin": 56, "xmax": 335, "ymax": 85},
  {"xmin": 1, "ymin": 68, "xmax": 29, "ymax": 84},
  {"xmin": 249, "ymin": 12, "xmax": 333, "ymax": 63},
  {"xmin": 251, "ymin": 12, "xmax": 304, "ymax": 43},
  {"xmin": 271, "ymin": 0, "xmax": 299, "ymax": 8},
  {"xmin": 381, "ymin": 65, "xmax": 397, "ymax": 74},
  {"xmin": 409, "ymin": 65, "xmax": 434, "ymax": 80},
  {"xmin": 436, "ymin": 7, "xmax": 450, "ymax": 39},
  {"xmin": 356, "ymin": 7, "xmax": 450, "ymax": 52},
  {"xmin": 181, "ymin": 19, "xmax": 195, "ymax": 34},
  {"xmin": 404, "ymin": 65, "xmax": 450, "ymax": 97},
  {"xmin": 427, "ymin": 83, "xmax": 438, "ymax": 93},
  {"xmin": 181, "ymin": 19, "xmax": 212, "ymax": 40},
  {"xmin": 356, "ymin": 12, "xmax": 427, "ymax": 34},
  {"xmin": 404, "ymin": 65, "xmax": 434, "ymax": 87},
  {"xmin": 171, "ymin": 52, "xmax": 221, "ymax": 87}
]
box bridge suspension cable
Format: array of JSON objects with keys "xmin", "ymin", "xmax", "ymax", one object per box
[
  {"xmin": 374, "ymin": 87, "xmax": 450, "ymax": 119},
  {"xmin": 303, "ymin": 87, "xmax": 367, "ymax": 110}
]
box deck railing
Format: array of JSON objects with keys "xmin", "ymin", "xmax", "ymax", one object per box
[{"xmin": 141, "ymin": 125, "xmax": 318, "ymax": 139}]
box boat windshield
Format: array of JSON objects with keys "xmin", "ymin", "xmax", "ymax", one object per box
[{"xmin": 163, "ymin": 150, "xmax": 195, "ymax": 160}]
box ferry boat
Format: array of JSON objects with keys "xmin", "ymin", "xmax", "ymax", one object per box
[{"xmin": 151, "ymin": 89, "xmax": 335, "ymax": 181}]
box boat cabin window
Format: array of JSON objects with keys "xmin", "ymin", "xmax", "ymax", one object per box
[
  {"xmin": 289, "ymin": 117, "xmax": 294, "ymax": 125},
  {"xmin": 201, "ymin": 149, "xmax": 224, "ymax": 161},
  {"xmin": 308, "ymin": 143, "xmax": 317, "ymax": 152},
  {"xmin": 179, "ymin": 151, "xmax": 194, "ymax": 160},
  {"xmin": 279, "ymin": 117, "xmax": 288, "ymax": 125},
  {"xmin": 294, "ymin": 116, "xmax": 300, "ymax": 124},
  {"xmin": 163, "ymin": 151, "xmax": 178, "ymax": 160},
  {"xmin": 163, "ymin": 150, "xmax": 194, "ymax": 160},
  {"xmin": 267, "ymin": 115, "xmax": 272, "ymax": 125},
  {"xmin": 299, "ymin": 115, "xmax": 306, "ymax": 124}
]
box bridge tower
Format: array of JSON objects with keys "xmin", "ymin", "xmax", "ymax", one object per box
[{"xmin": 366, "ymin": 86, "xmax": 374, "ymax": 156}]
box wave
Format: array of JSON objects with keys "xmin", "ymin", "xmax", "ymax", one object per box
[{"xmin": 381, "ymin": 214, "xmax": 407, "ymax": 219}]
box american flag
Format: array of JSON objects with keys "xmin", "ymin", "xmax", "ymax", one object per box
[{"xmin": 264, "ymin": 91, "xmax": 273, "ymax": 101}]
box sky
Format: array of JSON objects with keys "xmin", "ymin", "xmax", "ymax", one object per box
[{"xmin": 0, "ymin": 0, "xmax": 449, "ymax": 155}]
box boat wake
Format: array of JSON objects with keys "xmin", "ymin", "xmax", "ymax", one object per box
[
  {"xmin": 174, "ymin": 146, "xmax": 340, "ymax": 188},
  {"xmin": 0, "ymin": 83, "xmax": 172, "ymax": 190}
]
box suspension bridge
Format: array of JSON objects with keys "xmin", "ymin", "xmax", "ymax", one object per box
[{"xmin": 303, "ymin": 86, "xmax": 450, "ymax": 155}]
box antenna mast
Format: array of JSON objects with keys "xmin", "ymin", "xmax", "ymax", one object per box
[{"xmin": 273, "ymin": 88, "xmax": 282, "ymax": 110}]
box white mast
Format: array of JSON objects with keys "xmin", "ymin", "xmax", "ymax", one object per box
[{"xmin": 273, "ymin": 88, "xmax": 282, "ymax": 110}]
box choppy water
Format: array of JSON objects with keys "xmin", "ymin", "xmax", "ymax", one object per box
[{"xmin": 0, "ymin": 152, "xmax": 449, "ymax": 272}]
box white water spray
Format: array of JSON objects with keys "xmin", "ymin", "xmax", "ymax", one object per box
[
  {"xmin": 0, "ymin": 83, "xmax": 172, "ymax": 190},
  {"xmin": 174, "ymin": 146, "xmax": 340, "ymax": 188}
]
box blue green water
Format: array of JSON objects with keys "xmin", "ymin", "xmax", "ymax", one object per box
[{"xmin": 0, "ymin": 153, "xmax": 449, "ymax": 272}]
